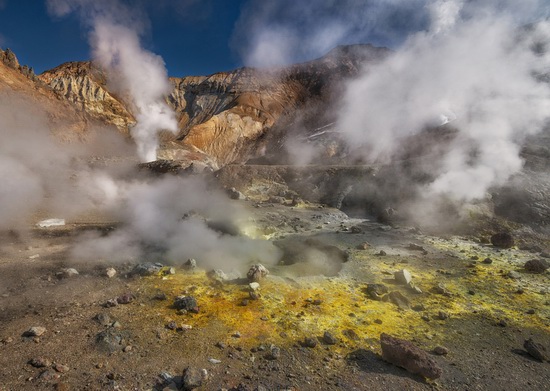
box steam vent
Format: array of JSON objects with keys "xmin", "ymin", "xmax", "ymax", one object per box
[{"xmin": 2, "ymin": 1, "xmax": 550, "ymax": 390}]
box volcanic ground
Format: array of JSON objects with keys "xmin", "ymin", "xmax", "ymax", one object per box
[{"xmin": 0, "ymin": 195, "xmax": 549, "ymax": 391}]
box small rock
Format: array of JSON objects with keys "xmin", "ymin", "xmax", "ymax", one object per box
[
  {"xmin": 227, "ymin": 187, "xmax": 245, "ymax": 200},
  {"xmin": 54, "ymin": 363, "xmax": 70, "ymax": 373},
  {"xmin": 174, "ymin": 296, "xmax": 199, "ymax": 313},
  {"xmin": 524, "ymin": 259, "xmax": 549, "ymax": 274},
  {"xmin": 386, "ymin": 291, "xmax": 410, "ymax": 310},
  {"xmin": 206, "ymin": 269, "xmax": 228, "ymax": 283},
  {"xmin": 302, "ymin": 337, "xmax": 317, "ymax": 348},
  {"xmin": 482, "ymin": 258, "xmax": 493, "ymax": 264},
  {"xmin": 433, "ymin": 346, "xmax": 449, "ymax": 356},
  {"xmin": 184, "ymin": 259, "xmax": 197, "ymax": 271},
  {"xmin": 93, "ymin": 313, "xmax": 112, "ymax": 327},
  {"xmin": 394, "ymin": 269, "xmax": 412, "ymax": 285},
  {"xmin": 182, "ymin": 366, "xmax": 208, "ymax": 390},
  {"xmin": 116, "ymin": 293, "xmax": 134, "ymax": 304},
  {"xmin": 249, "ymin": 282, "xmax": 260, "ymax": 291},
  {"xmin": 25, "ymin": 326, "xmax": 46, "ymax": 337},
  {"xmin": 508, "ymin": 271, "xmax": 521, "ymax": 280},
  {"xmin": 29, "ymin": 357, "xmax": 51, "ymax": 368},
  {"xmin": 105, "ymin": 268, "xmax": 117, "ymax": 278},
  {"xmin": 350, "ymin": 226, "xmax": 362, "ymax": 234},
  {"xmin": 491, "ymin": 232, "xmax": 514, "ymax": 249},
  {"xmin": 526, "ymin": 309, "xmax": 536, "ymax": 315},
  {"xmin": 342, "ymin": 329, "xmax": 360, "ymax": 340},
  {"xmin": 232, "ymin": 331, "xmax": 241, "ymax": 338},
  {"xmin": 323, "ymin": 331, "xmax": 338, "ymax": 345},
  {"xmin": 123, "ymin": 345, "xmax": 132, "ymax": 352},
  {"xmin": 38, "ymin": 369, "xmax": 60, "ymax": 381},
  {"xmin": 524, "ymin": 338, "xmax": 548, "ymax": 362},
  {"xmin": 366, "ymin": 284, "xmax": 389, "ymax": 300},
  {"xmin": 432, "ymin": 283, "xmax": 450, "ymax": 295},
  {"xmin": 162, "ymin": 267, "xmax": 176, "ymax": 275},
  {"xmin": 166, "ymin": 321, "xmax": 177, "ymax": 330},
  {"xmin": 380, "ymin": 333, "xmax": 442, "ymax": 379},
  {"xmin": 102, "ymin": 298, "xmax": 118, "ymax": 308},
  {"xmin": 376, "ymin": 250, "xmax": 387, "ymax": 256},
  {"xmin": 208, "ymin": 358, "xmax": 221, "ymax": 364},
  {"xmin": 240, "ymin": 299, "xmax": 249, "ymax": 306},
  {"xmin": 437, "ymin": 311, "xmax": 449, "ymax": 320},
  {"xmin": 57, "ymin": 268, "xmax": 79, "ymax": 279},
  {"xmin": 131, "ymin": 262, "xmax": 163, "ymax": 276},
  {"xmin": 247, "ymin": 264, "xmax": 269, "ymax": 282},
  {"xmin": 266, "ymin": 346, "xmax": 281, "ymax": 360},
  {"xmin": 357, "ymin": 242, "xmax": 370, "ymax": 250},
  {"xmin": 408, "ymin": 243, "xmax": 425, "ymax": 252},
  {"xmin": 249, "ymin": 291, "xmax": 260, "ymax": 300}
]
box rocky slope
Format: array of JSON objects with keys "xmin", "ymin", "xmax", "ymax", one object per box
[
  {"xmin": 38, "ymin": 44, "xmax": 390, "ymax": 166},
  {"xmin": 0, "ymin": 49, "xmax": 88, "ymax": 140},
  {"xmin": 39, "ymin": 61, "xmax": 135, "ymax": 131}
]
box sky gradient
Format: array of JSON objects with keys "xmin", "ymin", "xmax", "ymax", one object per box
[{"xmin": 0, "ymin": 0, "xmax": 246, "ymax": 77}]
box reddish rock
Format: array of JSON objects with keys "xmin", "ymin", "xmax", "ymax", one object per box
[{"xmin": 380, "ymin": 333, "xmax": 442, "ymax": 379}]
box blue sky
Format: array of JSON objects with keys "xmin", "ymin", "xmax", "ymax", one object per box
[
  {"xmin": 0, "ymin": 0, "xmax": 246, "ymax": 76},
  {"xmin": 0, "ymin": 0, "xmax": 436, "ymax": 77}
]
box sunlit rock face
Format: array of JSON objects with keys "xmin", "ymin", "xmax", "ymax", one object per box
[
  {"xmin": 169, "ymin": 44, "xmax": 390, "ymax": 167},
  {"xmin": 0, "ymin": 52, "xmax": 88, "ymax": 140},
  {"xmin": 39, "ymin": 62, "xmax": 136, "ymax": 132},
  {"xmin": 39, "ymin": 44, "xmax": 390, "ymax": 166}
]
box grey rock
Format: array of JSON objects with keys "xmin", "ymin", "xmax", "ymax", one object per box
[
  {"xmin": 394, "ymin": 269, "xmax": 412, "ymax": 285},
  {"xmin": 323, "ymin": 331, "xmax": 338, "ymax": 345},
  {"xmin": 182, "ymin": 366, "xmax": 208, "ymax": 390},
  {"xmin": 247, "ymin": 264, "xmax": 269, "ymax": 282},
  {"xmin": 524, "ymin": 259, "xmax": 549, "ymax": 273},
  {"xmin": 508, "ymin": 270, "xmax": 521, "ymax": 279},
  {"xmin": 174, "ymin": 296, "xmax": 199, "ymax": 313},
  {"xmin": 524, "ymin": 338, "xmax": 548, "ymax": 362},
  {"xmin": 25, "ymin": 326, "xmax": 46, "ymax": 337},
  {"xmin": 184, "ymin": 259, "xmax": 197, "ymax": 270},
  {"xmin": 131, "ymin": 262, "xmax": 163, "ymax": 276},
  {"xmin": 28, "ymin": 357, "xmax": 51, "ymax": 368},
  {"xmin": 491, "ymin": 232, "xmax": 514, "ymax": 249},
  {"xmin": 433, "ymin": 346, "xmax": 449, "ymax": 356}
]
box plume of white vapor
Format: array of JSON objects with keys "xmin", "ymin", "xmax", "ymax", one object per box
[
  {"xmin": 47, "ymin": 0, "xmax": 178, "ymax": 162},
  {"xmin": 338, "ymin": 0, "xmax": 550, "ymax": 200},
  {"xmin": 234, "ymin": 0, "xmax": 430, "ymax": 68},
  {"xmin": 71, "ymin": 175, "xmax": 281, "ymax": 271}
]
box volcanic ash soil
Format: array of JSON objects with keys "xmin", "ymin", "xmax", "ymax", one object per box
[{"xmin": 0, "ymin": 201, "xmax": 550, "ymax": 390}]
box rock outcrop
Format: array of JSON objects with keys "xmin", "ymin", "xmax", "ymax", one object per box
[
  {"xmin": 39, "ymin": 62, "xmax": 135, "ymax": 131},
  {"xmin": 39, "ymin": 44, "xmax": 390, "ymax": 166},
  {"xmin": 0, "ymin": 48, "xmax": 37, "ymax": 81}
]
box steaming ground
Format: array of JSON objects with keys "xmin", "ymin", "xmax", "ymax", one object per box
[{"xmin": 1, "ymin": 193, "xmax": 549, "ymax": 390}]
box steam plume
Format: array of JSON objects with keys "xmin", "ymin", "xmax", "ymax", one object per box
[
  {"xmin": 338, "ymin": 0, "xmax": 550, "ymax": 200},
  {"xmin": 47, "ymin": 0, "xmax": 178, "ymax": 162}
]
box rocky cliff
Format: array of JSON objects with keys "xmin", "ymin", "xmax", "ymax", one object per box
[
  {"xmin": 38, "ymin": 44, "xmax": 390, "ymax": 166},
  {"xmin": 39, "ymin": 61, "xmax": 135, "ymax": 131},
  {"xmin": 0, "ymin": 49, "xmax": 88, "ymax": 140}
]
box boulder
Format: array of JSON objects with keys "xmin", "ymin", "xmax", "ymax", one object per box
[
  {"xmin": 491, "ymin": 232, "xmax": 514, "ymax": 249},
  {"xmin": 380, "ymin": 333, "xmax": 442, "ymax": 379}
]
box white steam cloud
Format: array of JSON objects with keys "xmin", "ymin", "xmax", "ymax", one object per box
[
  {"xmin": 71, "ymin": 175, "xmax": 281, "ymax": 270},
  {"xmin": 237, "ymin": 0, "xmax": 550, "ymax": 203},
  {"xmin": 234, "ymin": 0, "xmax": 430, "ymax": 68},
  {"xmin": 338, "ymin": 0, "xmax": 550, "ymax": 200},
  {"xmin": 47, "ymin": 0, "xmax": 178, "ymax": 162}
]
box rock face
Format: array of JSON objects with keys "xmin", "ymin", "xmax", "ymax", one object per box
[
  {"xmin": 380, "ymin": 333, "xmax": 442, "ymax": 379},
  {"xmin": 0, "ymin": 51, "xmax": 88, "ymax": 140},
  {"xmin": 39, "ymin": 62, "xmax": 135, "ymax": 131},
  {"xmin": 39, "ymin": 44, "xmax": 390, "ymax": 166},
  {"xmin": 0, "ymin": 48, "xmax": 37, "ymax": 81}
]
